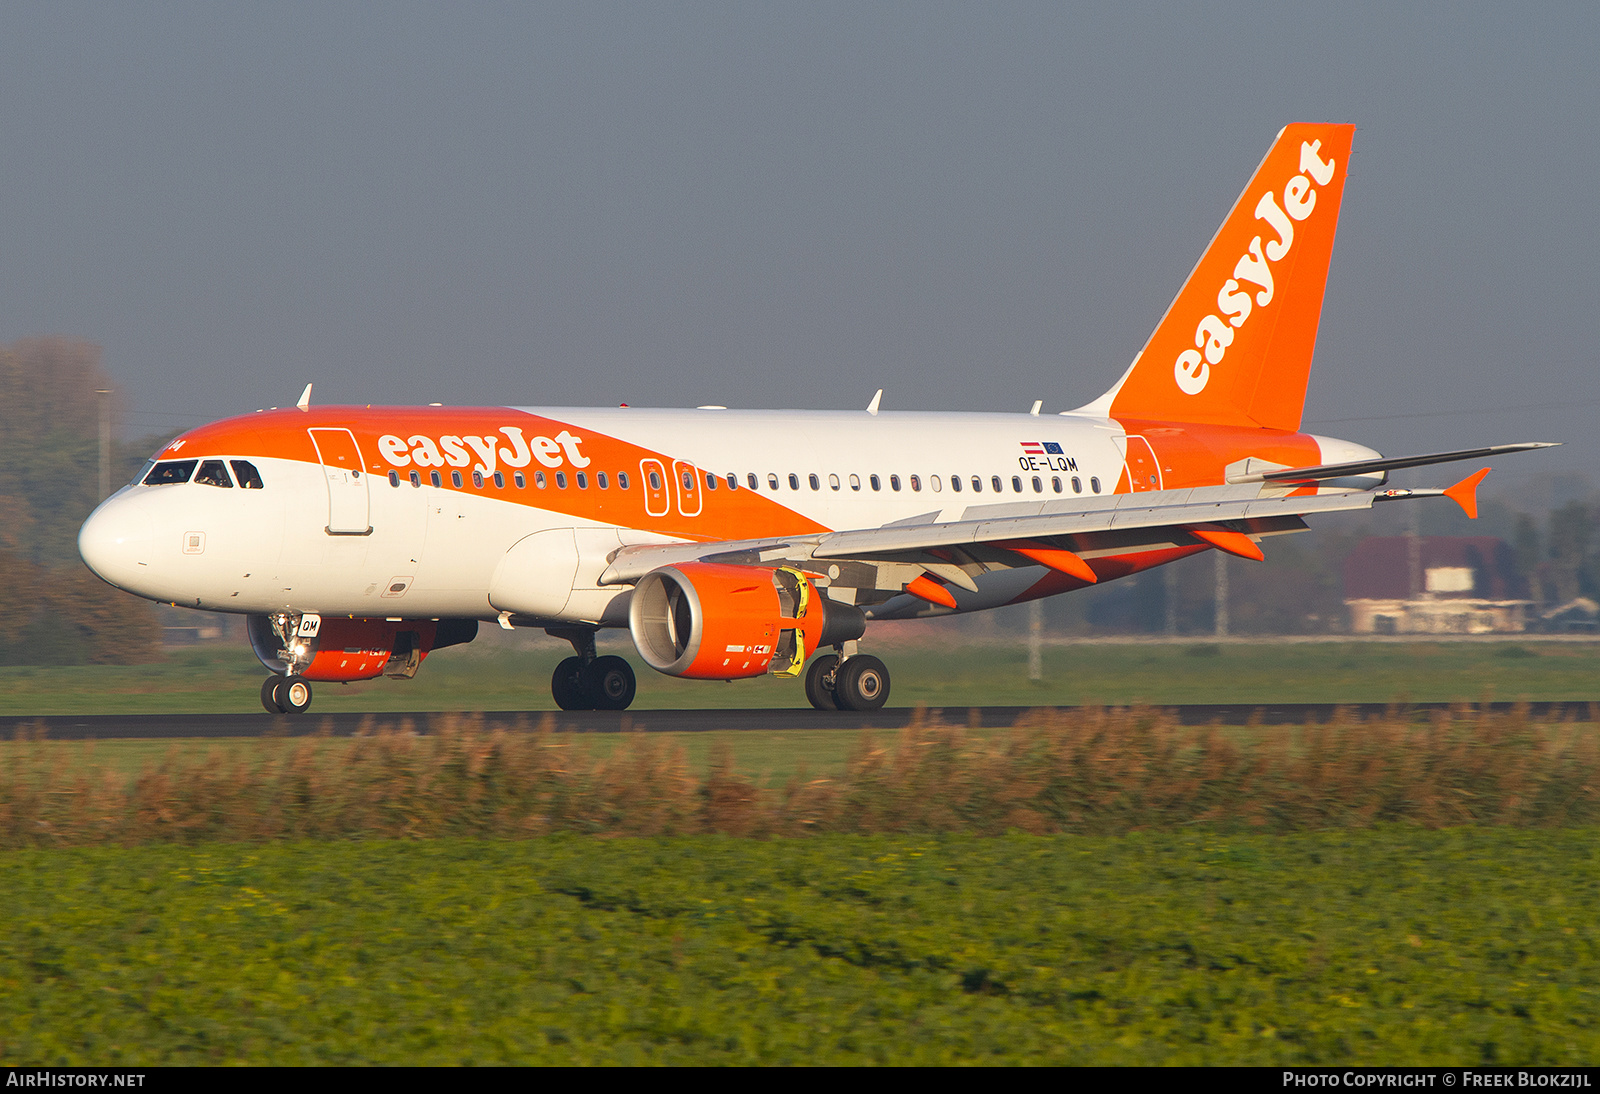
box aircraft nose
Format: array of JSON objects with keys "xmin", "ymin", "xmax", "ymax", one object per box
[{"xmin": 78, "ymin": 496, "xmax": 153, "ymax": 590}]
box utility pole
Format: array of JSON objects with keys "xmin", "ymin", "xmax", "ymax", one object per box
[
  {"xmin": 1214, "ymin": 551, "xmax": 1229, "ymax": 638},
  {"xmin": 1164, "ymin": 563, "xmax": 1179, "ymax": 636},
  {"xmin": 95, "ymin": 388, "xmax": 113, "ymax": 500},
  {"xmin": 1027, "ymin": 598, "xmax": 1043, "ymax": 681},
  {"xmin": 1407, "ymin": 489, "xmax": 1423, "ymax": 599}
]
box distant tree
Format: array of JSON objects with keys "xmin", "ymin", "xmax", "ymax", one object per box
[
  {"xmin": 0, "ymin": 336, "xmax": 160, "ymax": 663},
  {"xmin": 1546, "ymin": 501, "xmax": 1595, "ymax": 606}
]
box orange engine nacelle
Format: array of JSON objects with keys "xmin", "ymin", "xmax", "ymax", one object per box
[
  {"xmin": 628, "ymin": 563, "xmax": 866, "ymax": 680},
  {"xmin": 247, "ymin": 616, "xmax": 479, "ymax": 682}
]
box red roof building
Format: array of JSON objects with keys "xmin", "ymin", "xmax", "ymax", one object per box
[{"xmin": 1342, "ymin": 536, "xmax": 1531, "ymax": 634}]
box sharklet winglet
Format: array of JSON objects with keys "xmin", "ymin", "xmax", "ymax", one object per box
[{"xmin": 1443, "ymin": 468, "xmax": 1491, "ymax": 520}]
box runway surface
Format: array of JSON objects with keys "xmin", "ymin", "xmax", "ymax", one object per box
[{"xmin": 3, "ymin": 701, "xmax": 1596, "ymax": 739}]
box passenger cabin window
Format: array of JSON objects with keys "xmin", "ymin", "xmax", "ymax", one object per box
[
  {"xmin": 909, "ymin": 475, "xmax": 921, "ymax": 492},
  {"xmin": 1090, "ymin": 477, "xmax": 1101, "ymax": 493},
  {"xmin": 618, "ymin": 472, "xmax": 630, "ymax": 490},
  {"xmin": 828, "ymin": 473, "xmax": 840, "ymax": 491},
  {"xmin": 971, "ymin": 476, "xmax": 982, "ymax": 493},
  {"xmin": 1032, "ymin": 476, "xmax": 1043, "ymax": 493},
  {"xmin": 767, "ymin": 473, "xmax": 779, "ymax": 491},
  {"xmin": 849, "ymin": 474, "xmax": 860, "ymax": 491},
  {"xmin": 388, "ymin": 471, "xmax": 400, "ymax": 488},
  {"xmin": 472, "ymin": 470, "xmax": 484, "ymax": 488},
  {"xmin": 748, "ymin": 473, "xmax": 759, "ymax": 490},
  {"xmin": 144, "ymin": 460, "xmax": 197, "ymax": 485},
  {"xmin": 808, "ymin": 474, "xmax": 820, "ymax": 491},
  {"xmin": 598, "ymin": 472, "xmax": 609, "ymax": 489},
  {"xmin": 195, "ymin": 460, "xmax": 232, "ymax": 488},
  {"xmin": 890, "ymin": 475, "xmax": 901, "ymax": 491},
  {"xmin": 228, "ymin": 458, "xmax": 265, "ymax": 488},
  {"xmin": 556, "ymin": 472, "xmax": 568, "ymax": 489},
  {"xmin": 1011, "ymin": 476, "xmax": 1023, "ymax": 492},
  {"xmin": 494, "ymin": 471, "xmax": 505, "ymax": 488},
  {"xmin": 951, "ymin": 475, "xmax": 962, "ymax": 493},
  {"xmin": 1052, "ymin": 476, "xmax": 1062, "ymax": 493},
  {"xmin": 452, "ymin": 471, "xmax": 464, "ymax": 488},
  {"xmin": 576, "ymin": 472, "xmax": 588, "ymax": 489},
  {"xmin": 514, "ymin": 471, "xmax": 525, "ymax": 488},
  {"xmin": 649, "ymin": 471, "xmax": 662, "ymax": 491},
  {"xmin": 930, "ymin": 475, "xmax": 941, "ymax": 492},
  {"xmin": 535, "ymin": 471, "xmax": 548, "ymax": 489},
  {"xmin": 788, "ymin": 473, "xmax": 800, "ymax": 491},
  {"xmin": 409, "ymin": 470, "xmax": 422, "ymax": 488},
  {"xmin": 431, "ymin": 471, "xmax": 443, "ymax": 488},
  {"xmin": 870, "ymin": 475, "xmax": 881, "ymax": 491},
  {"xmin": 1072, "ymin": 476, "xmax": 1082, "ymax": 493},
  {"xmin": 705, "ymin": 472, "xmax": 717, "ymax": 490},
  {"xmin": 992, "ymin": 476, "xmax": 1003, "ymax": 493},
  {"xmin": 727, "ymin": 473, "xmax": 738, "ymax": 490}
]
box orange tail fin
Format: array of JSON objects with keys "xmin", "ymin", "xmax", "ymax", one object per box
[{"xmin": 1100, "ymin": 124, "xmax": 1356, "ymax": 432}]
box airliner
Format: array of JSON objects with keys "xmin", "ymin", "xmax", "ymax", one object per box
[{"xmin": 78, "ymin": 124, "xmax": 1554, "ymax": 714}]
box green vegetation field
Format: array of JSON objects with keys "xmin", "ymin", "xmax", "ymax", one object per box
[
  {"xmin": 4, "ymin": 833, "xmax": 1597, "ymax": 1065},
  {"xmin": 4, "ymin": 638, "xmax": 1599, "ymax": 715}
]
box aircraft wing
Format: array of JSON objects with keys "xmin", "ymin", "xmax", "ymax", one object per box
[
  {"xmin": 599, "ymin": 480, "xmax": 1382, "ymax": 586},
  {"xmin": 597, "ymin": 446, "xmax": 1546, "ymax": 602}
]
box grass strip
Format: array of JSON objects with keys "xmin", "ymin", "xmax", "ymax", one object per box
[
  {"xmin": 3, "ymin": 833, "xmax": 1597, "ymax": 1065},
  {"xmin": 3, "ymin": 706, "xmax": 1598, "ymax": 844}
]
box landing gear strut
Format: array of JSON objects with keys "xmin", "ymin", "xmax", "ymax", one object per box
[
  {"xmin": 805, "ymin": 649, "xmax": 890, "ymax": 711},
  {"xmin": 259, "ymin": 612, "xmax": 317, "ymax": 715},
  {"xmin": 547, "ymin": 626, "xmax": 637, "ymax": 711}
]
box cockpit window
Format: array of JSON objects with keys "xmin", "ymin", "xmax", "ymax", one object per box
[
  {"xmin": 143, "ymin": 460, "xmax": 197, "ymax": 485},
  {"xmin": 195, "ymin": 460, "xmax": 233, "ymax": 488},
  {"xmin": 230, "ymin": 460, "xmax": 264, "ymax": 489},
  {"xmin": 132, "ymin": 459, "xmax": 155, "ymax": 486}
]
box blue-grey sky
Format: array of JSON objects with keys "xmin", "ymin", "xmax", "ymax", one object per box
[{"xmin": 3, "ymin": 2, "xmax": 1596, "ymax": 482}]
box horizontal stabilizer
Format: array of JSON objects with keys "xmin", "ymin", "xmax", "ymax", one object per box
[{"xmin": 1226, "ymin": 443, "xmax": 1558, "ymax": 484}]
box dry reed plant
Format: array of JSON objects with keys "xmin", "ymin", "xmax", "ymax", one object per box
[{"xmin": 1, "ymin": 706, "xmax": 1596, "ymax": 845}]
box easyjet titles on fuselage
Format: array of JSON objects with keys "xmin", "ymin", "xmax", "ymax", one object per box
[{"xmin": 376, "ymin": 427, "xmax": 590, "ymax": 475}]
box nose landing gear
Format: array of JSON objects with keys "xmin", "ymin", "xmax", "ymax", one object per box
[
  {"xmin": 260, "ymin": 674, "xmax": 314, "ymax": 715},
  {"xmin": 804, "ymin": 648, "xmax": 890, "ymax": 711},
  {"xmin": 258, "ymin": 612, "xmax": 318, "ymax": 715}
]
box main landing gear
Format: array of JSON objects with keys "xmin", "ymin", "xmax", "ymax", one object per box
[
  {"xmin": 548, "ymin": 626, "xmax": 637, "ymax": 711},
  {"xmin": 261, "ymin": 674, "xmax": 313, "ymax": 715},
  {"xmin": 804, "ymin": 649, "xmax": 891, "ymax": 712}
]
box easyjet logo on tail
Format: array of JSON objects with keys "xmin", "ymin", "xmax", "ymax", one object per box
[
  {"xmin": 377, "ymin": 427, "xmax": 591, "ymax": 474},
  {"xmin": 1174, "ymin": 141, "xmax": 1338, "ymax": 396}
]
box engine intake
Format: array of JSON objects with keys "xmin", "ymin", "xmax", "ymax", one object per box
[{"xmin": 629, "ymin": 563, "xmax": 865, "ymax": 679}]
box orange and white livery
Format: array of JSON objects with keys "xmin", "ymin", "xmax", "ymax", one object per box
[{"xmin": 78, "ymin": 125, "xmax": 1555, "ymax": 713}]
